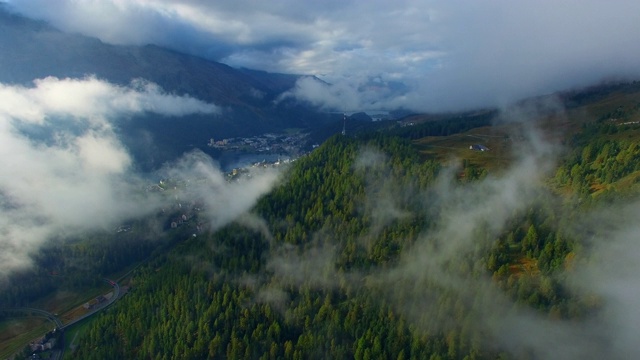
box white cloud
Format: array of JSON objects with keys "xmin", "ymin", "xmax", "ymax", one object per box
[
  {"xmin": 0, "ymin": 76, "xmax": 221, "ymax": 278},
  {"xmin": 158, "ymin": 150, "xmax": 281, "ymax": 231},
  {"xmin": 0, "ymin": 76, "xmax": 218, "ymax": 122}
]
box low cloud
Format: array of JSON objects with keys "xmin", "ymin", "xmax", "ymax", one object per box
[
  {"xmin": 158, "ymin": 151, "xmax": 281, "ymax": 231},
  {"xmin": 0, "ymin": 76, "xmax": 233, "ymax": 278},
  {"xmin": 562, "ymin": 200, "xmax": 640, "ymax": 358},
  {"xmin": 368, "ymin": 109, "xmax": 558, "ymax": 334},
  {"xmin": 278, "ymin": 76, "xmax": 402, "ymax": 112},
  {"xmin": 267, "ymin": 239, "xmax": 342, "ymax": 291},
  {"xmin": 0, "ymin": 76, "xmax": 219, "ymax": 122},
  {"xmin": 354, "ymin": 148, "xmax": 413, "ymax": 244}
]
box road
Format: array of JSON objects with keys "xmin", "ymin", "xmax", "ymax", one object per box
[
  {"xmin": 61, "ymin": 278, "xmax": 121, "ymax": 329},
  {"xmin": 4, "ymin": 279, "xmax": 120, "ymax": 329},
  {"xmin": 2, "ymin": 307, "xmax": 64, "ymax": 360},
  {"xmin": 2, "ymin": 278, "xmax": 122, "ymax": 359},
  {"xmin": 3, "ymin": 307, "xmax": 63, "ymax": 329}
]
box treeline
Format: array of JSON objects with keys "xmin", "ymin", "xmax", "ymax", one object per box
[{"xmin": 391, "ymin": 111, "xmax": 496, "ymax": 140}]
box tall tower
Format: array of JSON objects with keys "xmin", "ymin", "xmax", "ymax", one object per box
[{"xmin": 341, "ymin": 113, "xmax": 346, "ymax": 136}]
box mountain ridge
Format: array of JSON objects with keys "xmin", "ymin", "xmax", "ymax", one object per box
[{"xmin": 0, "ymin": 6, "xmax": 337, "ymax": 167}]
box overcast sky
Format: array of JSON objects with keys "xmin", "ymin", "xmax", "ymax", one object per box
[{"xmin": 7, "ymin": 0, "xmax": 640, "ymax": 112}]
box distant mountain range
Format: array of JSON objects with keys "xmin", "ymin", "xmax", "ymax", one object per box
[{"xmin": 0, "ymin": 6, "xmax": 339, "ymax": 168}]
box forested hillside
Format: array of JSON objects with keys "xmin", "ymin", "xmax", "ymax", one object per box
[
  {"xmin": 4, "ymin": 86, "xmax": 640, "ymax": 358},
  {"xmin": 62, "ymin": 109, "xmax": 640, "ymax": 359}
]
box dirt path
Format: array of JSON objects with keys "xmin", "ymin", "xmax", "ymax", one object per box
[{"xmin": 69, "ymin": 331, "xmax": 79, "ymax": 352}]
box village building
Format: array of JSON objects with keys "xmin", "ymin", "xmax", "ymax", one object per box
[{"xmin": 470, "ymin": 144, "xmax": 490, "ymax": 151}]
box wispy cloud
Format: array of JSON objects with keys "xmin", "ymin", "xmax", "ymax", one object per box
[
  {"xmin": 254, "ymin": 99, "xmax": 640, "ymax": 358},
  {"xmin": 158, "ymin": 150, "xmax": 281, "ymax": 231},
  {"xmin": 0, "ymin": 76, "xmax": 263, "ymax": 278},
  {"xmin": 7, "ymin": 0, "xmax": 640, "ymax": 111}
]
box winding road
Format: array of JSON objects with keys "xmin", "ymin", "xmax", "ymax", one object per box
[
  {"xmin": 4, "ymin": 278, "xmax": 120, "ymax": 330},
  {"xmin": 3, "ymin": 307, "xmax": 63, "ymax": 329},
  {"xmin": 2, "ymin": 278, "xmax": 122, "ymax": 359}
]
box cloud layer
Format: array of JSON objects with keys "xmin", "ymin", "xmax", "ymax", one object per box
[
  {"xmin": 7, "ymin": 0, "xmax": 640, "ymax": 111},
  {"xmin": 0, "ymin": 76, "xmax": 273, "ymax": 278}
]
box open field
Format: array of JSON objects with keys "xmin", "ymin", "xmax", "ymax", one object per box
[
  {"xmin": 0, "ymin": 317, "xmax": 52, "ymax": 359},
  {"xmin": 0, "ymin": 284, "xmax": 111, "ymax": 358},
  {"xmin": 413, "ymin": 125, "xmax": 515, "ymax": 172},
  {"xmin": 414, "ymin": 86, "xmax": 640, "ymax": 174},
  {"xmin": 0, "ymin": 249, "xmax": 145, "ymax": 358},
  {"xmin": 562, "ymin": 88, "xmax": 640, "ymax": 135},
  {"xmin": 29, "ymin": 285, "xmax": 111, "ymax": 318}
]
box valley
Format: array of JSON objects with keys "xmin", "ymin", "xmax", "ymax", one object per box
[{"xmin": 2, "ymin": 2, "xmax": 640, "ymax": 358}]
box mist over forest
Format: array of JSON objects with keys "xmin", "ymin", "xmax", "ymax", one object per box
[{"xmin": 2, "ymin": 2, "xmax": 640, "ymax": 359}]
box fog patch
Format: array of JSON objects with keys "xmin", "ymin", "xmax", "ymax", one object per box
[{"xmin": 158, "ymin": 150, "xmax": 281, "ymax": 232}]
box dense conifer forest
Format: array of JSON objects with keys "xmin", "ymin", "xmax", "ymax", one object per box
[{"xmin": 41, "ymin": 112, "xmax": 640, "ymax": 359}]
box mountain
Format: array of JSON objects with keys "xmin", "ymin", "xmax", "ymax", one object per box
[{"xmin": 0, "ymin": 7, "xmax": 334, "ymax": 167}]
